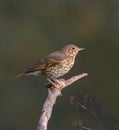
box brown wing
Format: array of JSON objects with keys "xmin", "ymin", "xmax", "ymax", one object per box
[{"xmin": 25, "ymin": 51, "xmax": 66, "ymax": 74}]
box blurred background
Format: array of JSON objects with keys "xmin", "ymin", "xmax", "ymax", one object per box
[{"xmin": 0, "ymin": 0, "xmax": 119, "ymax": 130}]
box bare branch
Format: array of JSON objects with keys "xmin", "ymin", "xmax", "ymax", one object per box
[
  {"xmin": 37, "ymin": 73, "xmax": 88, "ymax": 130},
  {"xmin": 64, "ymin": 73, "xmax": 88, "ymax": 88}
]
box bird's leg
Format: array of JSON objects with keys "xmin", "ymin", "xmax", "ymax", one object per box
[{"xmin": 46, "ymin": 78, "xmax": 61, "ymax": 89}]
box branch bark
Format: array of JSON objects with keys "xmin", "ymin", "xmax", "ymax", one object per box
[{"xmin": 37, "ymin": 73, "xmax": 88, "ymax": 130}]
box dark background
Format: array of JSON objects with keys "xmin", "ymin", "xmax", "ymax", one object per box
[{"xmin": 0, "ymin": 0, "xmax": 119, "ymax": 130}]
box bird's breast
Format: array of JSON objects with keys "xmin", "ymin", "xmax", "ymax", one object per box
[{"xmin": 42, "ymin": 57, "xmax": 75, "ymax": 79}]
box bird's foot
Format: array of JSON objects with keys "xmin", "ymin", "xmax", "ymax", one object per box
[{"xmin": 46, "ymin": 78, "xmax": 62, "ymax": 89}]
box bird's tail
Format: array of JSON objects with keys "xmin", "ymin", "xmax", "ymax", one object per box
[{"xmin": 10, "ymin": 73, "xmax": 25, "ymax": 81}]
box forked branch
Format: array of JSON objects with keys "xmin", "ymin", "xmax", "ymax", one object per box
[{"xmin": 37, "ymin": 73, "xmax": 88, "ymax": 130}]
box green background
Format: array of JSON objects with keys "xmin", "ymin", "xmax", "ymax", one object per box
[{"xmin": 0, "ymin": 0, "xmax": 119, "ymax": 130}]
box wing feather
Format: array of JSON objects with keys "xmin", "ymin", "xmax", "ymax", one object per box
[{"xmin": 25, "ymin": 51, "xmax": 66, "ymax": 74}]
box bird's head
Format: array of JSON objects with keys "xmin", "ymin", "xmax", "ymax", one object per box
[{"xmin": 61, "ymin": 44, "xmax": 85, "ymax": 57}]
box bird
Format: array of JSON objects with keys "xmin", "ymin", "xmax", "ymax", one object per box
[{"xmin": 12, "ymin": 44, "xmax": 85, "ymax": 88}]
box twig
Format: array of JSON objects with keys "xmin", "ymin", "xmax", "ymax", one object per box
[
  {"xmin": 70, "ymin": 96, "xmax": 105, "ymax": 130},
  {"xmin": 73, "ymin": 120, "xmax": 93, "ymax": 130},
  {"xmin": 81, "ymin": 126, "xmax": 93, "ymax": 130},
  {"xmin": 37, "ymin": 73, "xmax": 88, "ymax": 130}
]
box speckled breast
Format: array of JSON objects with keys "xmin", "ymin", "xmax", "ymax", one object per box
[{"xmin": 43, "ymin": 57, "xmax": 75, "ymax": 79}]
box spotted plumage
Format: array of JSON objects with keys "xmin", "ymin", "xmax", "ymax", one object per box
[{"xmin": 13, "ymin": 44, "xmax": 84, "ymax": 88}]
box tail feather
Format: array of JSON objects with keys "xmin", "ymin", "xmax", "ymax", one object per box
[
  {"xmin": 10, "ymin": 67, "xmax": 41, "ymax": 81},
  {"xmin": 10, "ymin": 73, "xmax": 25, "ymax": 81}
]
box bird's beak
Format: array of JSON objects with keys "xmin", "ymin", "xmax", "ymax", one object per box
[{"xmin": 78, "ymin": 48, "xmax": 85, "ymax": 51}]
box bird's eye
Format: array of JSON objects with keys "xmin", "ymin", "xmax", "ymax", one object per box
[{"xmin": 72, "ymin": 47, "xmax": 75, "ymax": 50}]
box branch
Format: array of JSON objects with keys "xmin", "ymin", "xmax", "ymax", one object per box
[{"xmin": 37, "ymin": 73, "xmax": 88, "ymax": 130}]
